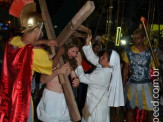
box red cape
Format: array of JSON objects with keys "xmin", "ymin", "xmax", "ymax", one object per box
[{"xmin": 0, "ymin": 40, "xmax": 33, "ymax": 122}]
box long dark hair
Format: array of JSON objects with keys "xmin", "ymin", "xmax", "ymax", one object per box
[{"xmin": 62, "ymin": 37, "xmax": 82, "ymax": 70}]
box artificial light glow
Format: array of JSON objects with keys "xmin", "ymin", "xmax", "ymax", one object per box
[
  {"xmin": 8, "ymin": 21, "xmax": 11, "ymax": 24},
  {"xmin": 54, "ymin": 25, "xmax": 58, "ymax": 28},
  {"xmin": 121, "ymin": 40, "xmax": 126, "ymax": 45},
  {"xmin": 27, "ymin": 18, "xmax": 34, "ymax": 26},
  {"xmin": 115, "ymin": 27, "xmax": 122, "ymax": 46}
]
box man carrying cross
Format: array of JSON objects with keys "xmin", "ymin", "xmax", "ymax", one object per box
[{"xmin": 37, "ymin": 37, "xmax": 81, "ymax": 122}]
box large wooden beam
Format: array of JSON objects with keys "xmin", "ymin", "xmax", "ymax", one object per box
[
  {"xmin": 38, "ymin": 0, "xmax": 95, "ymax": 121},
  {"xmin": 38, "ymin": 0, "xmax": 56, "ymax": 55},
  {"xmin": 56, "ymin": 1, "xmax": 95, "ymax": 46}
]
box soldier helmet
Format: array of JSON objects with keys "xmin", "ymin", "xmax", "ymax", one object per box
[{"xmin": 20, "ymin": 2, "xmax": 43, "ymax": 33}]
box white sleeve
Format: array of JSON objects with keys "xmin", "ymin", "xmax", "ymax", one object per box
[
  {"xmin": 75, "ymin": 65, "xmax": 104, "ymax": 85},
  {"xmin": 82, "ymin": 45, "xmax": 99, "ymax": 66}
]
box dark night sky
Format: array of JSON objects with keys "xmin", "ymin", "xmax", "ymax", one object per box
[
  {"xmin": 50, "ymin": 0, "xmax": 79, "ymax": 36},
  {"xmin": 0, "ymin": 0, "xmax": 162, "ymax": 35}
]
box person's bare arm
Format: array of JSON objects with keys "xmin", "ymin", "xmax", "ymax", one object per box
[
  {"xmin": 40, "ymin": 63, "xmax": 71, "ymax": 84},
  {"xmin": 85, "ymin": 31, "xmax": 92, "ymax": 46},
  {"xmin": 33, "ymin": 39, "xmax": 57, "ymax": 47},
  {"xmin": 122, "ymin": 62, "xmax": 129, "ymax": 88}
]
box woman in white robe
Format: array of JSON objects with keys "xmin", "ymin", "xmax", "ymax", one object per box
[{"xmin": 75, "ymin": 35, "xmax": 124, "ymax": 122}]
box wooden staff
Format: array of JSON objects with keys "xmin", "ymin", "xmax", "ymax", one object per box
[
  {"xmin": 140, "ymin": 17, "xmax": 158, "ymax": 69},
  {"xmin": 141, "ymin": 17, "xmax": 162, "ymax": 88}
]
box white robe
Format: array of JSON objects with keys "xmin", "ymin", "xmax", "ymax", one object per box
[
  {"xmin": 37, "ymin": 89, "xmax": 71, "ymax": 122},
  {"xmin": 75, "ymin": 45, "xmax": 124, "ymax": 122}
]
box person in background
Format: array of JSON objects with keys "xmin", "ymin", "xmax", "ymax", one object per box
[
  {"xmin": 122, "ymin": 29, "xmax": 160, "ymax": 122},
  {"xmin": 92, "ymin": 42, "xmax": 102, "ymax": 55}
]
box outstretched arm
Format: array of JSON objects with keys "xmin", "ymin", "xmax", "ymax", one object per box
[
  {"xmin": 33, "ymin": 39, "xmax": 57, "ymax": 47},
  {"xmin": 40, "ymin": 62, "xmax": 71, "ymax": 84},
  {"xmin": 82, "ymin": 33, "xmax": 99, "ymax": 66},
  {"xmin": 75, "ymin": 52, "xmax": 104, "ymax": 85}
]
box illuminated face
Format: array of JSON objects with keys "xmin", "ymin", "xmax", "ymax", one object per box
[
  {"xmin": 133, "ymin": 34, "xmax": 144, "ymax": 46},
  {"xmin": 99, "ymin": 52, "xmax": 109, "ymax": 67},
  {"xmin": 67, "ymin": 47, "xmax": 79, "ymax": 59}
]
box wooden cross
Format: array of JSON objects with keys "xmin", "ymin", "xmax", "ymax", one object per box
[{"xmin": 38, "ymin": 0, "xmax": 95, "ymax": 121}]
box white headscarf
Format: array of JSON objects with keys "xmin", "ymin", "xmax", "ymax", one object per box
[{"xmin": 107, "ymin": 50, "xmax": 124, "ymax": 107}]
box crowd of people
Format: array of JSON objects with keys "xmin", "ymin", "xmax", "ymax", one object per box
[{"xmin": 0, "ymin": 2, "xmax": 163, "ymax": 122}]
